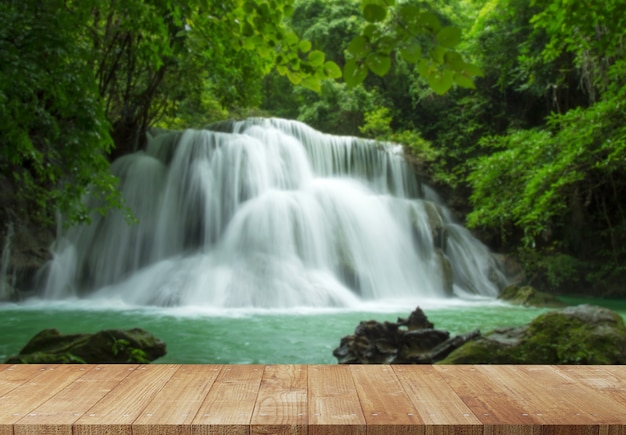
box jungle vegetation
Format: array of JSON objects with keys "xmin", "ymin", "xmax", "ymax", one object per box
[{"xmin": 1, "ymin": 0, "xmax": 625, "ymax": 296}]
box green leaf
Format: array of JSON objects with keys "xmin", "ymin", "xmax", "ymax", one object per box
[
  {"xmin": 299, "ymin": 39, "xmax": 312, "ymax": 53},
  {"xmin": 417, "ymin": 58, "xmax": 431, "ymax": 77},
  {"xmin": 431, "ymin": 46, "xmax": 447, "ymax": 64},
  {"xmin": 346, "ymin": 35, "xmax": 367, "ymax": 58},
  {"xmin": 455, "ymin": 74, "xmax": 476, "ymax": 89},
  {"xmin": 287, "ymin": 70, "xmax": 303, "ymax": 85},
  {"xmin": 400, "ymin": 43, "xmax": 421, "ymax": 63},
  {"xmin": 344, "ymin": 59, "xmax": 369, "ymax": 86},
  {"xmin": 436, "ymin": 26, "xmax": 462, "ymax": 48},
  {"xmin": 365, "ymin": 52, "xmax": 391, "ymax": 76},
  {"xmin": 419, "ymin": 11, "xmax": 441, "ymax": 34},
  {"xmin": 428, "ymin": 70, "xmax": 454, "ymax": 95},
  {"xmin": 308, "ymin": 50, "xmax": 326, "ymax": 67},
  {"xmin": 363, "ymin": 3, "xmax": 387, "ymax": 23},
  {"xmin": 323, "ymin": 61, "xmax": 342, "ymax": 79},
  {"xmin": 301, "ymin": 76, "xmax": 322, "ymax": 92}
]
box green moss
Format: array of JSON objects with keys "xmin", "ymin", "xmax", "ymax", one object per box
[
  {"xmin": 498, "ymin": 284, "xmax": 565, "ymax": 307},
  {"xmin": 438, "ymin": 305, "xmax": 626, "ymax": 364}
]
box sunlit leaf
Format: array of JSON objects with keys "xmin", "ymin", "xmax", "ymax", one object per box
[
  {"xmin": 427, "ymin": 70, "xmax": 454, "ymax": 95},
  {"xmin": 308, "ymin": 50, "xmax": 325, "ymax": 67},
  {"xmin": 323, "ymin": 61, "xmax": 342, "ymax": 79},
  {"xmin": 301, "ymin": 76, "xmax": 322, "ymax": 92},
  {"xmin": 299, "ymin": 39, "xmax": 311, "ymax": 53},
  {"xmin": 366, "ymin": 52, "xmax": 391, "ymax": 76},
  {"xmin": 347, "ymin": 35, "xmax": 367, "ymax": 57},
  {"xmin": 287, "ymin": 70, "xmax": 303, "ymax": 85},
  {"xmin": 344, "ymin": 59, "xmax": 369, "ymax": 86}
]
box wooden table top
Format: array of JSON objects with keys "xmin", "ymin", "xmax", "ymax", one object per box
[{"xmin": 0, "ymin": 364, "xmax": 625, "ymax": 434}]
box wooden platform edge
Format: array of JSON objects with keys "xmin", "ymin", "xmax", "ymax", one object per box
[{"xmin": 0, "ymin": 364, "xmax": 625, "ymax": 435}]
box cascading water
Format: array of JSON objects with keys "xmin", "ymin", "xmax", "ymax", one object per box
[
  {"xmin": 42, "ymin": 118, "xmax": 507, "ymax": 308},
  {"xmin": 0, "ymin": 222, "xmax": 15, "ymax": 300}
]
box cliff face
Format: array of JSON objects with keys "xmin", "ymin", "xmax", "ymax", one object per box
[{"xmin": 0, "ymin": 177, "xmax": 54, "ymax": 300}]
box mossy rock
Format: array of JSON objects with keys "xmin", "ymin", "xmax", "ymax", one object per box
[
  {"xmin": 439, "ymin": 304, "xmax": 626, "ymax": 364},
  {"xmin": 498, "ymin": 284, "xmax": 566, "ymax": 307},
  {"xmin": 5, "ymin": 328, "xmax": 166, "ymax": 364}
]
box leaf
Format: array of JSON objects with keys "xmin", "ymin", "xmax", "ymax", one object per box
[
  {"xmin": 436, "ymin": 26, "xmax": 462, "ymax": 48},
  {"xmin": 301, "ymin": 76, "xmax": 322, "ymax": 92},
  {"xmin": 347, "ymin": 35, "xmax": 367, "ymax": 58},
  {"xmin": 419, "ymin": 11, "xmax": 441, "ymax": 34},
  {"xmin": 431, "ymin": 45, "xmax": 447, "ymax": 64},
  {"xmin": 400, "ymin": 42, "xmax": 421, "ymax": 63},
  {"xmin": 427, "ymin": 70, "xmax": 454, "ymax": 95},
  {"xmin": 287, "ymin": 70, "xmax": 303, "ymax": 85},
  {"xmin": 455, "ymin": 74, "xmax": 476, "ymax": 89},
  {"xmin": 344, "ymin": 59, "xmax": 369, "ymax": 86},
  {"xmin": 365, "ymin": 52, "xmax": 391, "ymax": 76},
  {"xmin": 308, "ymin": 50, "xmax": 325, "ymax": 67},
  {"xmin": 323, "ymin": 61, "xmax": 342, "ymax": 79},
  {"xmin": 417, "ymin": 58, "xmax": 431, "ymax": 77},
  {"xmin": 363, "ymin": 3, "xmax": 387, "ymax": 23},
  {"xmin": 299, "ymin": 39, "xmax": 312, "ymax": 53}
]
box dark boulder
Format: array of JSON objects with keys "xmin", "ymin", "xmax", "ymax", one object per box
[
  {"xmin": 439, "ymin": 304, "xmax": 626, "ymax": 364},
  {"xmin": 333, "ymin": 306, "xmax": 480, "ymax": 364},
  {"xmin": 5, "ymin": 328, "xmax": 166, "ymax": 364}
]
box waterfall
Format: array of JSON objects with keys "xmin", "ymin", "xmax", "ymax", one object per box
[
  {"xmin": 0, "ymin": 222, "xmax": 15, "ymax": 300},
  {"xmin": 43, "ymin": 118, "xmax": 507, "ymax": 308}
]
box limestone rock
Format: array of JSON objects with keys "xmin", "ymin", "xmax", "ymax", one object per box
[
  {"xmin": 498, "ymin": 284, "xmax": 565, "ymax": 307},
  {"xmin": 5, "ymin": 328, "xmax": 166, "ymax": 364},
  {"xmin": 333, "ymin": 306, "xmax": 480, "ymax": 364},
  {"xmin": 439, "ymin": 304, "xmax": 626, "ymax": 364}
]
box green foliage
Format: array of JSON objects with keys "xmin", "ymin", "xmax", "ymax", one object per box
[
  {"xmin": 360, "ymin": 107, "xmax": 437, "ymax": 164},
  {"xmin": 343, "ymin": 0, "xmax": 483, "ymax": 93},
  {"xmin": 0, "ymin": 0, "xmax": 123, "ymax": 224}
]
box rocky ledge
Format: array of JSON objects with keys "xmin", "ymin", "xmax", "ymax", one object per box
[
  {"xmin": 5, "ymin": 328, "xmax": 166, "ymax": 364},
  {"xmin": 333, "ymin": 307, "xmax": 479, "ymax": 364},
  {"xmin": 439, "ymin": 304, "xmax": 626, "ymax": 364}
]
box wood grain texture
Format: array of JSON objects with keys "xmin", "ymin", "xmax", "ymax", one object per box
[
  {"xmin": 13, "ymin": 365, "xmax": 136, "ymax": 435},
  {"xmin": 0, "ymin": 364, "xmax": 625, "ymax": 435},
  {"xmin": 251, "ymin": 365, "xmax": 308, "ymax": 435},
  {"xmin": 393, "ymin": 365, "xmax": 482, "ymax": 435},
  {"xmin": 0, "ymin": 364, "xmax": 91, "ymax": 435},
  {"xmin": 308, "ymin": 365, "xmax": 366, "ymax": 435},
  {"xmin": 350, "ymin": 365, "xmax": 424, "ymax": 435},
  {"xmin": 72, "ymin": 364, "xmax": 177, "ymax": 435},
  {"xmin": 192, "ymin": 364, "xmax": 264, "ymax": 435},
  {"xmin": 132, "ymin": 365, "xmax": 222, "ymax": 435}
]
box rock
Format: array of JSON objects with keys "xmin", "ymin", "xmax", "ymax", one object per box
[
  {"xmin": 439, "ymin": 304, "xmax": 626, "ymax": 364},
  {"xmin": 333, "ymin": 306, "xmax": 480, "ymax": 364},
  {"xmin": 5, "ymin": 328, "xmax": 166, "ymax": 364},
  {"xmin": 498, "ymin": 284, "xmax": 565, "ymax": 307}
]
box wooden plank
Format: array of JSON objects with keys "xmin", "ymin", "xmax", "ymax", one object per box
[
  {"xmin": 13, "ymin": 364, "xmax": 137, "ymax": 435},
  {"xmin": 72, "ymin": 364, "xmax": 178, "ymax": 435},
  {"xmin": 308, "ymin": 365, "xmax": 366, "ymax": 435},
  {"xmin": 192, "ymin": 365, "xmax": 265, "ymax": 435},
  {"xmin": 393, "ymin": 365, "xmax": 482, "ymax": 435},
  {"xmin": 132, "ymin": 364, "xmax": 222, "ymax": 435},
  {"xmin": 489, "ymin": 365, "xmax": 625, "ymax": 424},
  {"xmin": 0, "ymin": 365, "xmax": 90, "ymax": 435},
  {"xmin": 434, "ymin": 365, "xmax": 537, "ymax": 435},
  {"xmin": 251, "ymin": 365, "xmax": 308, "ymax": 435},
  {"xmin": 350, "ymin": 365, "xmax": 423, "ymax": 435},
  {"xmin": 0, "ymin": 365, "xmax": 54, "ymax": 397}
]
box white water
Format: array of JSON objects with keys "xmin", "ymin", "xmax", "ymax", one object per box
[{"xmin": 42, "ymin": 118, "xmax": 506, "ymax": 308}]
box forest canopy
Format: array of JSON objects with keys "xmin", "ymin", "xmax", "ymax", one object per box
[{"xmin": 1, "ymin": 0, "xmax": 625, "ymax": 296}]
